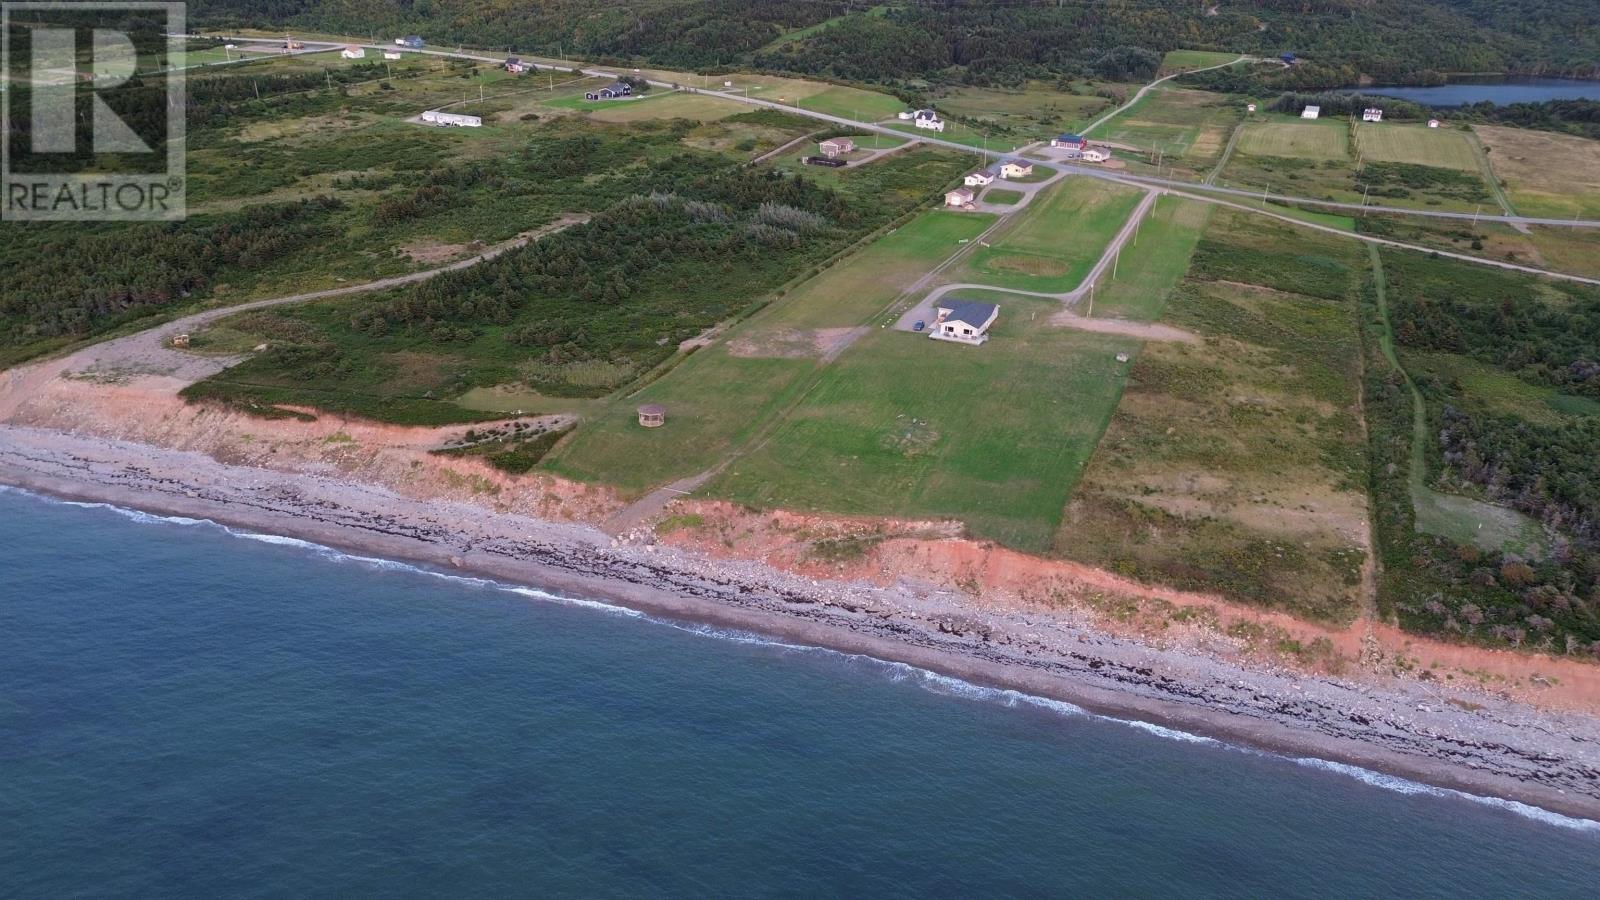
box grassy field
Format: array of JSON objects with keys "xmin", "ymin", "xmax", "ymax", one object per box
[
  {"xmin": 542, "ymin": 208, "xmax": 994, "ymax": 494},
  {"xmin": 1223, "ymin": 116, "xmax": 1496, "ymax": 213},
  {"xmin": 1234, "ymin": 118, "xmax": 1350, "ymax": 160},
  {"xmin": 580, "ymin": 91, "xmax": 750, "ymax": 122},
  {"xmin": 1476, "ymin": 125, "xmax": 1600, "ymax": 219},
  {"xmin": 933, "ymin": 81, "xmax": 1111, "ymax": 140},
  {"xmin": 1056, "ymin": 209, "xmax": 1370, "ymax": 621},
  {"xmin": 710, "ymin": 295, "xmax": 1137, "ymax": 552},
  {"xmin": 1159, "ymin": 50, "xmax": 1241, "ymax": 72},
  {"xmin": 1525, "ymin": 226, "xmax": 1600, "ymax": 278},
  {"xmin": 985, "ymin": 189, "xmax": 1024, "ymax": 206},
  {"xmin": 955, "ymin": 178, "xmax": 1144, "ymax": 293},
  {"xmin": 1091, "ymin": 86, "xmax": 1242, "ymax": 178},
  {"xmin": 1084, "ymin": 198, "xmax": 1212, "ymax": 320},
  {"xmin": 1354, "ymin": 123, "xmax": 1481, "ymax": 171}
]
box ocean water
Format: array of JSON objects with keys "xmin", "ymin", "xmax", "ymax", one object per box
[{"xmin": 2, "ymin": 486, "xmax": 1597, "ymax": 898}]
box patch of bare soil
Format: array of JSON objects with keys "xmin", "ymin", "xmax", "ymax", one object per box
[
  {"xmin": 725, "ymin": 327, "xmax": 860, "ymax": 359},
  {"xmin": 401, "ymin": 239, "xmax": 480, "ymax": 264}
]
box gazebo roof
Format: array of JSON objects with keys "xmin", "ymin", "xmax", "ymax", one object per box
[{"xmin": 638, "ymin": 404, "xmax": 667, "ymax": 415}]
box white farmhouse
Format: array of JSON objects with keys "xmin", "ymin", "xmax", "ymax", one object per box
[
  {"xmin": 930, "ymin": 300, "xmax": 999, "ymax": 346},
  {"xmin": 1081, "ymin": 146, "xmax": 1112, "ymax": 163},
  {"xmin": 340, "ymin": 45, "xmax": 366, "ymax": 59},
  {"xmin": 914, "ymin": 116, "xmax": 946, "ymax": 133},
  {"xmin": 963, "ymin": 170, "xmax": 996, "ymax": 187},
  {"xmin": 1362, "ymin": 107, "xmax": 1383, "ymax": 122},
  {"xmin": 383, "ymin": 50, "xmax": 402, "ymax": 60},
  {"xmin": 1301, "ymin": 105, "xmax": 1321, "ymax": 120}
]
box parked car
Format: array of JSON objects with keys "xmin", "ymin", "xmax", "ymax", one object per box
[{"xmin": 913, "ymin": 320, "xmax": 925, "ymax": 332}]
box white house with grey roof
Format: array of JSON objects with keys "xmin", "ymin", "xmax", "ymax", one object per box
[{"xmin": 930, "ymin": 300, "xmax": 999, "ymax": 345}]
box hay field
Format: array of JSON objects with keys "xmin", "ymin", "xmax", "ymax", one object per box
[
  {"xmin": 934, "ymin": 82, "xmax": 1110, "ymax": 136},
  {"xmin": 1235, "ymin": 120, "xmax": 1350, "ymax": 160},
  {"xmin": 1094, "ymin": 87, "xmax": 1242, "ymax": 174},
  {"xmin": 1476, "ymin": 125, "xmax": 1600, "ymax": 218},
  {"xmin": 1356, "ymin": 124, "xmax": 1480, "ymax": 171}
]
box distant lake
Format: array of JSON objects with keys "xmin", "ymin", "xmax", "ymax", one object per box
[{"xmin": 1346, "ymin": 77, "xmax": 1600, "ymax": 107}]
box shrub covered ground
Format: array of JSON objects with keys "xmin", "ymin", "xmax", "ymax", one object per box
[{"xmin": 1057, "ymin": 211, "xmax": 1370, "ymax": 622}]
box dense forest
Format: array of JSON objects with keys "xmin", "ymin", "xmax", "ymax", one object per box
[
  {"xmin": 0, "ymin": 199, "xmax": 345, "ymax": 364},
  {"xmin": 186, "ymin": 0, "xmax": 1600, "ymax": 87},
  {"xmin": 1368, "ymin": 250, "xmax": 1600, "ymax": 654},
  {"xmin": 1388, "ymin": 254, "xmax": 1600, "ymax": 399}
]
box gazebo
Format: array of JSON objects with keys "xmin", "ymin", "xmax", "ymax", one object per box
[{"xmin": 637, "ymin": 404, "xmax": 666, "ymax": 428}]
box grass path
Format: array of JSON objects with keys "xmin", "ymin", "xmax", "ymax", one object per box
[
  {"xmin": 1080, "ymin": 55, "xmax": 1247, "ymax": 138},
  {"xmin": 1466, "ymin": 129, "xmax": 1518, "ymax": 219},
  {"xmin": 1365, "ymin": 246, "xmax": 1543, "ymax": 553}
]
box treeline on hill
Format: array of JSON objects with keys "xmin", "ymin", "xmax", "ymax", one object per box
[
  {"xmin": 1365, "ymin": 250, "xmax": 1600, "ymax": 656},
  {"xmin": 184, "ymin": 147, "xmax": 962, "ymax": 421},
  {"xmin": 185, "ymin": 0, "xmax": 1600, "ymax": 88},
  {"xmin": 4, "ymin": 60, "xmax": 427, "ymax": 166}
]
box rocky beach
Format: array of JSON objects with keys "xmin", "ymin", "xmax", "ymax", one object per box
[{"xmin": 4, "ymin": 422, "xmax": 1599, "ymax": 823}]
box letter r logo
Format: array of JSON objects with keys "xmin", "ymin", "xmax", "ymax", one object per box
[{"xmin": 31, "ymin": 27, "xmax": 151, "ymax": 153}]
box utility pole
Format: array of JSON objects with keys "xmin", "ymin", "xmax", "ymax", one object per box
[{"xmin": 1472, "ymin": 203, "xmax": 1481, "ymax": 227}]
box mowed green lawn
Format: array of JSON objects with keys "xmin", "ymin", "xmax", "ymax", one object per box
[
  {"xmin": 709, "ymin": 294, "xmax": 1137, "ymax": 552},
  {"xmin": 960, "ymin": 177, "xmax": 1144, "ymax": 292},
  {"xmin": 543, "ymin": 210, "xmax": 995, "ymax": 494},
  {"xmin": 1086, "ymin": 197, "xmax": 1212, "ymax": 320},
  {"xmin": 1355, "ymin": 123, "xmax": 1480, "ymax": 170},
  {"xmin": 553, "ymin": 90, "xmax": 748, "ymax": 122},
  {"xmin": 1235, "ymin": 119, "xmax": 1350, "ymax": 160}
]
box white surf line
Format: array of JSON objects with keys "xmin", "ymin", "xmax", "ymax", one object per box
[{"xmin": 8, "ymin": 480, "xmax": 1597, "ymax": 834}]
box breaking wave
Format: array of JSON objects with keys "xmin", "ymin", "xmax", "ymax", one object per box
[{"xmin": 6, "ymin": 483, "xmax": 1597, "ymax": 833}]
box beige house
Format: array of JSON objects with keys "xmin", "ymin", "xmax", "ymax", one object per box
[
  {"xmin": 340, "ymin": 45, "xmax": 366, "ymax": 59},
  {"xmin": 999, "ymin": 160, "xmax": 1033, "ymax": 179},
  {"xmin": 944, "ymin": 187, "xmax": 975, "ymax": 207},
  {"xmin": 1081, "ymin": 147, "xmax": 1111, "ymax": 163},
  {"xmin": 963, "ymin": 170, "xmax": 995, "ymax": 187},
  {"xmin": 819, "ymin": 137, "xmax": 855, "ymax": 157}
]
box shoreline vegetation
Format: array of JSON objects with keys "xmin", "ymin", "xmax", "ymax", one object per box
[{"xmin": 2, "ymin": 424, "xmax": 1599, "ymax": 825}]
